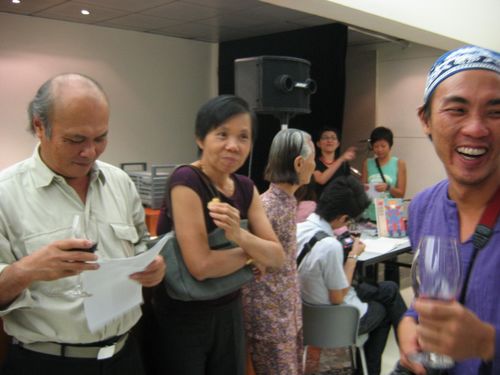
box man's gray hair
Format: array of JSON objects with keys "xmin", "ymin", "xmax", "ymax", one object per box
[
  {"xmin": 264, "ymin": 128, "xmax": 314, "ymax": 184},
  {"xmin": 27, "ymin": 73, "xmax": 107, "ymax": 137}
]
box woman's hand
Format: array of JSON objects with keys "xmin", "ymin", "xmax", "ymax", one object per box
[
  {"xmin": 249, "ymin": 261, "xmax": 266, "ymax": 279},
  {"xmin": 340, "ymin": 146, "xmax": 356, "ymax": 162},
  {"xmin": 207, "ymin": 200, "xmax": 242, "ymax": 243},
  {"xmin": 375, "ymin": 182, "xmax": 389, "ymax": 192}
]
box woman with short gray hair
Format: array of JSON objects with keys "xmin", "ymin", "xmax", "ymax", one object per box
[{"xmin": 242, "ymin": 128, "xmax": 315, "ymax": 375}]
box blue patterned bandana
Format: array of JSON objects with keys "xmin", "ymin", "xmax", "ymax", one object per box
[{"xmin": 424, "ymin": 45, "xmax": 500, "ymax": 104}]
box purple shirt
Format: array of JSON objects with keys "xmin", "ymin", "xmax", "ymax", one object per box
[
  {"xmin": 406, "ymin": 180, "xmax": 500, "ymax": 374},
  {"xmin": 156, "ymin": 165, "xmax": 254, "ymax": 235}
]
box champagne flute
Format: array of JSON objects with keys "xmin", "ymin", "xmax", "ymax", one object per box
[
  {"xmin": 63, "ymin": 214, "xmax": 96, "ymax": 298},
  {"xmin": 409, "ymin": 235, "xmax": 462, "ymax": 369},
  {"xmin": 47, "ymin": 214, "xmax": 97, "ymax": 298}
]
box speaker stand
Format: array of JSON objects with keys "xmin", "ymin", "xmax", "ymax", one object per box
[{"xmin": 274, "ymin": 112, "xmax": 294, "ymax": 130}]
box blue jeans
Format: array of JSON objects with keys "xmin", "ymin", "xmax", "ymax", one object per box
[{"xmin": 356, "ymin": 281, "xmax": 407, "ymax": 375}]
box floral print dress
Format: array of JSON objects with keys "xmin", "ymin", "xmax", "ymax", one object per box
[{"xmin": 242, "ymin": 183, "xmax": 304, "ymax": 375}]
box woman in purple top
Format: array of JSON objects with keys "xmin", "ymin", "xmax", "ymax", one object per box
[
  {"xmin": 242, "ymin": 129, "xmax": 316, "ymax": 375},
  {"xmin": 153, "ymin": 95, "xmax": 285, "ymax": 375}
]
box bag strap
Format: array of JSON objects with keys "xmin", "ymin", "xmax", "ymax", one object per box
[
  {"xmin": 459, "ymin": 187, "xmax": 500, "ymax": 303},
  {"xmin": 374, "ymin": 158, "xmax": 387, "ymax": 183},
  {"xmin": 165, "ymin": 164, "xmax": 220, "ymax": 220},
  {"xmin": 297, "ymin": 230, "xmax": 330, "ymax": 267}
]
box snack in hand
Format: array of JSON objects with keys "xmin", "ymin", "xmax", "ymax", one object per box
[{"xmin": 207, "ymin": 197, "xmax": 220, "ymax": 209}]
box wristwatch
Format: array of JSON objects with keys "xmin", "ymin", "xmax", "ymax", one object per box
[{"xmin": 347, "ymin": 254, "xmax": 358, "ymax": 260}]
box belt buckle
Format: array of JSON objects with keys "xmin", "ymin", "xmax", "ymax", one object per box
[{"xmin": 97, "ymin": 344, "xmax": 116, "ymax": 360}]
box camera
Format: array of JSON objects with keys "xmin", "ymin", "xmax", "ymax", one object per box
[
  {"xmin": 337, "ymin": 231, "xmax": 354, "ymax": 251},
  {"xmin": 337, "ymin": 231, "xmax": 355, "ymax": 262}
]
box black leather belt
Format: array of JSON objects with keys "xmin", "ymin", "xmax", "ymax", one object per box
[{"xmin": 13, "ymin": 333, "xmax": 129, "ymax": 360}]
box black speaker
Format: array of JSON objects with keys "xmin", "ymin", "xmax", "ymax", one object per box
[{"xmin": 235, "ymin": 56, "xmax": 316, "ymax": 115}]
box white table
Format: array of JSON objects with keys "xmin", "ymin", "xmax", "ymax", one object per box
[
  {"xmin": 356, "ymin": 234, "xmax": 412, "ymax": 283},
  {"xmin": 358, "ymin": 236, "xmax": 411, "ymax": 264}
]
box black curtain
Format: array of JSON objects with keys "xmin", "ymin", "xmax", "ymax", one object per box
[{"xmin": 218, "ymin": 23, "xmax": 347, "ymax": 192}]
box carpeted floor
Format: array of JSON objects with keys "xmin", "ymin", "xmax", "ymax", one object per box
[{"xmin": 304, "ymin": 346, "xmax": 354, "ymax": 375}]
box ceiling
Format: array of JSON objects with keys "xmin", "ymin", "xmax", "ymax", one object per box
[{"xmin": 0, "ymin": 0, "xmax": 384, "ymax": 45}]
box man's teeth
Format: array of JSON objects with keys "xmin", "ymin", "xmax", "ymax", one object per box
[{"xmin": 457, "ymin": 147, "xmax": 486, "ymax": 157}]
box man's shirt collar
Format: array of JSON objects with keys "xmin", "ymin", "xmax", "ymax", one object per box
[{"xmin": 30, "ymin": 144, "xmax": 105, "ymax": 188}]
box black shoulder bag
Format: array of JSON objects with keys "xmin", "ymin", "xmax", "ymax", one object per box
[
  {"xmin": 458, "ymin": 187, "xmax": 500, "ymax": 375},
  {"xmin": 459, "ymin": 187, "xmax": 500, "ymax": 304},
  {"xmin": 297, "ymin": 231, "xmax": 330, "ymax": 266},
  {"xmin": 375, "ymin": 158, "xmax": 388, "ymax": 190}
]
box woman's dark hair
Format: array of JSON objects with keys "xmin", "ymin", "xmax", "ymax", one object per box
[
  {"xmin": 195, "ymin": 95, "xmax": 257, "ymax": 143},
  {"xmin": 369, "ymin": 126, "xmax": 393, "ymax": 148},
  {"xmin": 315, "ymin": 175, "xmax": 370, "ymax": 222},
  {"xmin": 264, "ymin": 128, "xmax": 313, "ymax": 184},
  {"xmin": 316, "ymin": 127, "xmax": 340, "ymax": 142}
]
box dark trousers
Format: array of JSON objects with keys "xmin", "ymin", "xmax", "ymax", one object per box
[
  {"xmin": 364, "ymin": 259, "xmax": 401, "ymax": 285},
  {"xmin": 153, "ymin": 296, "xmax": 245, "ymax": 375},
  {"xmin": 356, "ymin": 281, "xmax": 407, "ymax": 375},
  {"xmin": 0, "ymin": 336, "xmax": 145, "ymax": 375}
]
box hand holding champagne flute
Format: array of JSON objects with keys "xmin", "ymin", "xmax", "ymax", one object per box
[
  {"xmin": 49, "ymin": 214, "xmax": 98, "ymax": 298},
  {"xmin": 409, "ymin": 235, "xmax": 462, "ymax": 369}
]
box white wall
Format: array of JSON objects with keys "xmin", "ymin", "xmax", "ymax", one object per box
[
  {"xmin": 376, "ymin": 44, "xmax": 447, "ymax": 198},
  {"xmin": 0, "ymin": 13, "xmax": 218, "ymax": 170},
  {"xmin": 343, "ymin": 43, "xmax": 448, "ymax": 199},
  {"xmin": 341, "ymin": 46, "xmax": 376, "ymax": 173}
]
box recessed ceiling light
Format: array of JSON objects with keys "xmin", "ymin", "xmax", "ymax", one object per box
[
  {"xmin": 81, "ymin": 9, "xmax": 90, "ymax": 15},
  {"xmin": 12, "ymin": 0, "xmax": 21, "ymax": 4}
]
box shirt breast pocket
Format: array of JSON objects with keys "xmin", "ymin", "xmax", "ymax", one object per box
[
  {"xmin": 23, "ymin": 226, "xmax": 72, "ymax": 256},
  {"xmin": 109, "ymin": 223, "xmax": 139, "ymax": 257}
]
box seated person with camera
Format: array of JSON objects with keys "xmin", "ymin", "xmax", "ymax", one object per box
[{"xmin": 297, "ymin": 176, "xmax": 407, "ymax": 375}]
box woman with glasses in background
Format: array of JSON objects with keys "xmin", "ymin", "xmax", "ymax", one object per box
[{"xmin": 312, "ymin": 127, "xmax": 356, "ymax": 200}]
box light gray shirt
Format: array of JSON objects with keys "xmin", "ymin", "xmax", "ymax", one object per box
[
  {"xmin": 297, "ymin": 213, "xmax": 368, "ymax": 317},
  {"xmin": 0, "ymin": 147, "xmax": 148, "ymax": 344}
]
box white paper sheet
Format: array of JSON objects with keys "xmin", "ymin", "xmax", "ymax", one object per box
[
  {"xmin": 366, "ymin": 182, "xmax": 384, "ymax": 200},
  {"xmin": 82, "ymin": 235, "xmax": 167, "ymax": 332},
  {"xmin": 362, "ymin": 236, "xmax": 410, "ymax": 254}
]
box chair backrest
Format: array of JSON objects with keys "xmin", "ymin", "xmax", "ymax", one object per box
[{"xmin": 302, "ymin": 302, "xmax": 361, "ymax": 348}]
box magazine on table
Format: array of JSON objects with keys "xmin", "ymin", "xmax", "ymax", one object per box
[{"xmin": 374, "ymin": 198, "xmax": 407, "ymax": 238}]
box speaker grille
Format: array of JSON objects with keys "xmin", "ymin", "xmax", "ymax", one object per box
[{"xmin": 235, "ymin": 56, "xmax": 313, "ymax": 114}]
